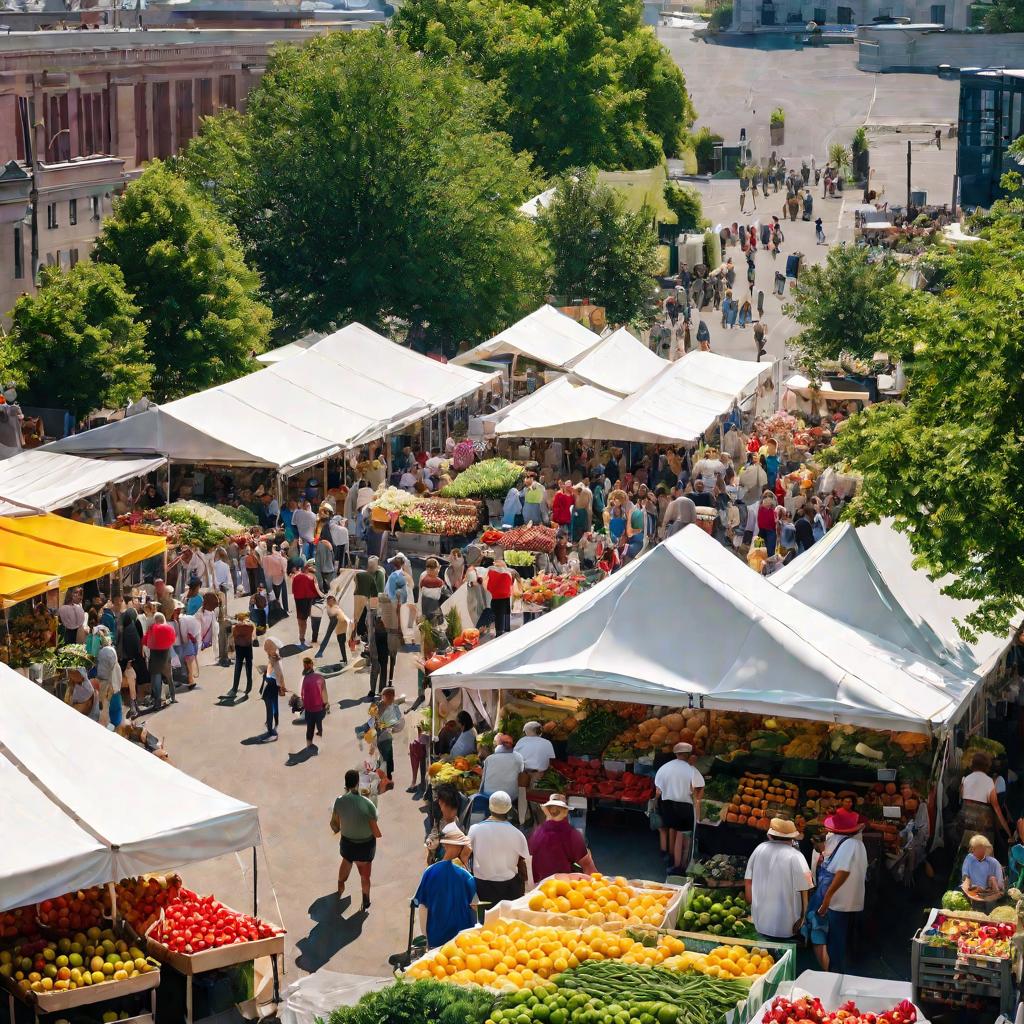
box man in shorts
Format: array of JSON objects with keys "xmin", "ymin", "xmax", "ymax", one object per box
[
  {"xmin": 654, "ymin": 742, "xmax": 705, "ymax": 875},
  {"xmin": 330, "ymin": 768, "xmax": 382, "ymax": 911}
]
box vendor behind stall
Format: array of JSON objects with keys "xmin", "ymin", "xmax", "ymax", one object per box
[
  {"xmin": 961, "ymin": 834, "xmax": 1004, "ymax": 909},
  {"xmin": 514, "ymin": 721, "xmax": 556, "ymax": 778}
]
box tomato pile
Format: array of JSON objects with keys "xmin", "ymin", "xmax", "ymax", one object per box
[
  {"xmin": 762, "ymin": 996, "xmax": 918, "ymax": 1024},
  {"xmin": 0, "ymin": 906, "xmax": 37, "ymax": 940},
  {"xmin": 149, "ymin": 891, "xmax": 280, "ymax": 955},
  {"xmin": 550, "ymin": 759, "xmax": 654, "ymax": 805},
  {"xmin": 522, "ymin": 573, "xmax": 586, "ymax": 605},
  {"xmin": 499, "ymin": 524, "xmax": 557, "ymax": 553},
  {"xmin": 114, "ymin": 875, "xmax": 182, "ymax": 934},
  {"xmin": 38, "ymin": 889, "xmax": 106, "ymax": 932}
]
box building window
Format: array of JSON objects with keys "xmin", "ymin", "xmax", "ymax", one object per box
[
  {"xmin": 46, "ymin": 252, "xmax": 55, "ymax": 266},
  {"xmin": 13, "ymin": 226, "xmax": 23, "ymax": 280},
  {"xmin": 90, "ymin": 195, "xmax": 100, "ymax": 221},
  {"xmin": 930, "ymin": 3, "xmax": 945, "ymax": 20},
  {"xmin": 46, "ymin": 203, "xmax": 58, "ymax": 229},
  {"xmin": 69, "ymin": 198, "xmax": 77, "ymax": 226},
  {"xmin": 813, "ymin": 7, "xmax": 826, "ymax": 20},
  {"xmin": 760, "ymin": 0, "xmax": 776, "ymax": 23},
  {"xmin": 837, "ymin": 5, "xmax": 852, "ymax": 21},
  {"xmin": 69, "ymin": 248, "xmax": 79, "ymax": 267}
]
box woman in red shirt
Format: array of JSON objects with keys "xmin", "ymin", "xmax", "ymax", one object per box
[
  {"xmin": 300, "ymin": 656, "xmax": 328, "ymax": 748},
  {"xmin": 756, "ymin": 491, "xmax": 779, "ymax": 556},
  {"xmin": 485, "ymin": 557, "xmax": 516, "ymax": 636},
  {"xmin": 143, "ymin": 612, "xmax": 177, "ymax": 708},
  {"xmin": 551, "ymin": 482, "xmax": 574, "ymax": 535},
  {"xmin": 291, "ymin": 560, "xmax": 323, "ymax": 647}
]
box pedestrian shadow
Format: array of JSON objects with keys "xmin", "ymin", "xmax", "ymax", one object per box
[
  {"xmin": 295, "ymin": 895, "xmax": 368, "ymax": 973},
  {"xmin": 241, "ymin": 733, "xmax": 274, "ymax": 745},
  {"xmin": 338, "ymin": 697, "xmax": 366, "ymax": 710},
  {"xmin": 286, "ymin": 746, "xmax": 319, "ymax": 766},
  {"xmin": 216, "ymin": 694, "xmax": 249, "ymax": 707}
]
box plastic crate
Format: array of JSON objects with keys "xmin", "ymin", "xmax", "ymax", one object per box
[{"xmin": 911, "ymin": 931, "xmax": 1016, "ymax": 1016}]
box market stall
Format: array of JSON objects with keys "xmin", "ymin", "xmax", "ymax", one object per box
[
  {"xmin": 489, "ymin": 378, "xmax": 621, "ymax": 439},
  {"xmin": 563, "ymin": 327, "xmax": 669, "ymax": 397}
]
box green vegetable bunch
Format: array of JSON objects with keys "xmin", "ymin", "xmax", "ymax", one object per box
[
  {"xmin": 158, "ymin": 506, "xmax": 230, "ymax": 549},
  {"xmin": 504, "ymin": 550, "xmax": 536, "ymax": 567},
  {"xmin": 217, "ymin": 503, "xmax": 258, "ymax": 527},
  {"xmin": 441, "ymin": 458, "xmax": 524, "ymax": 500},
  {"xmin": 45, "ymin": 644, "xmax": 94, "ymax": 670},
  {"xmin": 326, "ymin": 980, "xmax": 495, "ymax": 1024},
  {"xmin": 567, "ymin": 707, "xmax": 628, "ymax": 756}
]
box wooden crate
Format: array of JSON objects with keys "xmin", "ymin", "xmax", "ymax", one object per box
[{"xmin": 2, "ymin": 965, "xmax": 160, "ymax": 1012}]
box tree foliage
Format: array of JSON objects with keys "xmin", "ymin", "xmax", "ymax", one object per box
[
  {"xmin": 392, "ymin": 0, "xmax": 693, "ymax": 173},
  {"xmin": 538, "ymin": 169, "xmax": 660, "ymax": 327},
  {"xmin": 821, "ymin": 224, "xmax": 1024, "ymax": 639},
  {"xmin": 664, "ymin": 181, "xmax": 705, "ymax": 231},
  {"xmin": 177, "ymin": 30, "xmax": 546, "ymax": 353},
  {"xmin": 7, "ymin": 262, "xmax": 151, "ymax": 419},
  {"xmin": 984, "ymin": 0, "xmax": 1024, "ymax": 32},
  {"xmin": 784, "ymin": 245, "xmax": 905, "ymax": 376},
  {"xmin": 92, "ymin": 162, "xmax": 271, "ymax": 402}
]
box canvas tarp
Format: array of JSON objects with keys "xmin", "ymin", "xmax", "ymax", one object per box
[
  {"xmin": 0, "ymin": 514, "xmax": 165, "ymax": 567},
  {"xmin": 0, "ymin": 448, "xmax": 166, "ymax": 517},
  {"xmin": 49, "ymin": 324, "xmax": 498, "ymax": 473},
  {"xmin": 451, "ymin": 305, "xmax": 601, "ymax": 371},
  {"xmin": 493, "ymin": 377, "xmax": 622, "ymax": 438},
  {"xmin": 770, "ymin": 520, "xmax": 1011, "ymax": 681},
  {"xmin": 0, "ymin": 527, "xmax": 118, "ymax": 593},
  {"xmin": 0, "ymin": 566, "xmax": 58, "ymax": 607},
  {"xmin": 565, "ymin": 327, "xmax": 668, "ymax": 396},
  {"xmin": 0, "ymin": 662, "xmax": 262, "ymax": 911},
  {"xmin": 533, "ymin": 351, "xmax": 773, "ymax": 443},
  {"xmin": 432, "ymin": 525, "xmax": 976, "ymax": 732}
]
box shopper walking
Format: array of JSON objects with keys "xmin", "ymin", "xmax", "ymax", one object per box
[
  {"xmin": 654, "ymin": 742, "xmax": 705, "ymax": 874},
  {"xmin": 300, "ymin": 657, "xmax": 329, "ymax": 748},
  {"xmin": 744, "ymin": 819, "xmax": 812, "ymax": 941},
  {"xmin": 374, "ymin": 686, "xmax": 403, "ymax": 783},
  {"xmin": 415, "ymin": 824, "xmax": 477, "ymax": 947},
  {"xmin": 228, "ymin": 612, "xmax": 255, "ymax": 696},
  {"xmin": 292, "ymin": 560, "xmax": 323, "ymax": 648},
  {"xmin": 262, "ymin": 544, "xmax": 289, "ymax": 614},
  {"xmin": 315, "ymin": 595, "xmax": 350, "ymax": 664},
  {"xmin": 143, "ymin": 611, "xmax": 176, "ymax": 709},
  {"xmin": 468, "ymin": 791, "xmax": 530, "ymax": 905},
  {"xmin": 331, "ymin": 768, "xmax": 381, "ymax": 910},
  {"xmin": 259, "ymin": 636, "xmax": 285, "ymax": 740},
  {"xmin": 815, "ymin": 217, "xmax": 826, "ymax": 245}
]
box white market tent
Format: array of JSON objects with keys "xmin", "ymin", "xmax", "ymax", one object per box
[
  {"xmin": 518, "ymin": 188, "xmax": 558, "ymax": 220},
  {"xmin": 0, "ymin": 447, "xmax": 166, "ymax": 516},
  {"xmin": 432, "ymin": 525, "xmax": 977, "ymax": 733},
  {"xmin": 451, "ymin": 305, "xmax": 601, "ymax": 372},
  {"xmin": 0, "ymin": 662, "xmax": 261, "ymax": 911},
  {"xmin": 48, "ymin": 324, "xmax": 498, "ymax": 474},
  {"xmin": 492, "ymin": 377, "xmax": 622, "ymax": 438},
  {"xmin": 770, "ymin": 520, "xmax": 1011, "ymax": 682},
  {"xmin": 544, "ymin": 351, "xmax": 773, "ymax": 444},
  {"xmin": 565, "ymin": 327, "xmax": 668, "ymax": 397},
  {"xmin": 255, "ymin": 331, "xmax": 325, "ymax": 364}
]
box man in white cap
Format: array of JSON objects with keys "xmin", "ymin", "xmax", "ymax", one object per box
[
  {"xmin": 414, "ymin": 822, "xmax": 477, "ymax": 948},
  {"xmin": 654, "ymin": 742, "xmax": 705, "ymax": 874},
  {"xmin": 514, "ymin": 722, "xmax": 556, "ymax": 778},
  {"xmin": 744, "ymin": 817, "xmax": 812, "ymax": 941},
  {"xmin": 468, "ymin": 791, "xmax": 529, "ymax": 906}
]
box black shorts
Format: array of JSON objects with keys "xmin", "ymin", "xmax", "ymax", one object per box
[
  {"xmin": 659, "ymin": 799, "xmax": 694, "ymax": 832},
  {"xmin": 340, "ymin": 836, "xmax": 376, "ymax": 863},
  {"xmin": 475, "ymin": 876, "xmax": 525, "ymax": 907},
  {"xmin": 295, "ymin": 597, "xmax": 314, "ymax": 619}
]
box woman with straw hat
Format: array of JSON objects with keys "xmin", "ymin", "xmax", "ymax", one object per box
[
  {"xmin": 528, "ymin": 795, "xmax": 597, "ymax": 884},
  {"xmin": 744, "ymin": 818, "xmax": 812, "ymax": 941}
]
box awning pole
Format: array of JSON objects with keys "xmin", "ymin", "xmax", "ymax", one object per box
[
  {"xmin": 275, "ymin": 474, "xmax": 284, "ymax": 531},
  {"xmin": 253, "ymin": 845, "xmax": 258, "ymax": 916},
  {"xmin": 322, "ymin": 459, "xmax": 328, "ymax": 500},
  {"xmin": 107, "ymin": 881, "xmax": 118, "ymax": 927}
]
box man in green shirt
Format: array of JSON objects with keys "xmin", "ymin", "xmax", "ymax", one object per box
[
  {"xmin": 353, "ymin": 556, "xmax": 386, "ymax": 647},
  {"xmin": 330, "ymin": 769, "xmax": 381, "ymax": 911}
]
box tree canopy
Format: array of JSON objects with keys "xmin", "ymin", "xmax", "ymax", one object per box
[
  {"xmin": 392, "ymin": 0, "xmax": 693, "ymax": 173},
  {"xmin": 821, "ymin": 224, "xmax": 1024, "ymax": 640},
  {"xmin": 92, "ymin": 162, "xmax": 271, "ymax": 402},
  {"xmin": 177, "ymin": 29, "xmax": 547, "ymax": 353},
  {"xmin": 783, "ymin": 244, "xmax": 905, "ymax": 377},
  {"xmin": 538, "ymin": 169, "xmax": 660, "ymax": 327},
  {"xmin": 6, "ymin": 262, "xmax": 151, "ymax": 420},
  {"xmin": 983, "ymin": 0, "xmax": 1024, "ymax": 32}
]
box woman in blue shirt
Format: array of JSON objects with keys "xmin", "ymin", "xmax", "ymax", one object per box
[
  {"xmin": 962, "ymin": 834, "xmax": 1004, "ymax": 898},
  {"xmin": 184, "ymin": 581, "xmax": 204, "ymax": 616},
  {"xmin": 415, "ymin": 824, "xmax": 477, "ymax": 947}
]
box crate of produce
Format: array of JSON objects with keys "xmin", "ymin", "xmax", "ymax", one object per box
[
  {"xmin": 678, "ymin": 888, "xmax": 759, "ymax": 942},
  {"xmin": 687, "ymin": 854, "xmax": 748, "ymax": 888}
]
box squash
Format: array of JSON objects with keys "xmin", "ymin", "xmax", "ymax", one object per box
[
  {"xmin": 685, "ymin": 715, "xmax": 704, "ymax": 733},
  {"xmin": 884, "ymin": 782, "xmax": 898, "ymax": 795},
  {"xmin": 679, "ymin": 728, "xmax": 695, "ymax": 744},
  {"xmin": 726, "ymin": 812, "xmax": 739, "ymax": 823},
  {"xmin": 663, "ymin": 713, "xmax": 684, "ymax": 731}
]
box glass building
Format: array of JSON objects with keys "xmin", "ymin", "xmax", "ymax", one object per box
[{"xmin": 956, "ymin": 68, "xmax": 1024, "ymax": 209}]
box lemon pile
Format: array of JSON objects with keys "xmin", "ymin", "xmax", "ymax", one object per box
[
  {"xmin": 405, "ymin": 920, "xmax": 687, "ymax": 991},
  {"xmin": 663, "ymin": 944, "xmax": 775, "ymax": 979},
  {"xmin": 526, "ymin": 874, "xmax": 673, "ymax": 926}
]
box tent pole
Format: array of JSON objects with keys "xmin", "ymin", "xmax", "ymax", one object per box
[
  {"xmin": 253, "ymin": 846, "xmax": 258, "ymax": 916},
  {"xmin": 107, "ymin": 881, "xmax": 118, "ymax": 927},
  {"xmin": 275, "ymin": 474, "xmax": 284, "ymax": 531},
  {"xmin": 165, "ymin": 460, "xmax": 171, "ymax": 505},
  {"xmin": 322, "ymin": 460, "xmax": 328, "ymax": 501}
]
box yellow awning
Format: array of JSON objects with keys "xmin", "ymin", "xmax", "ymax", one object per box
[
  {"xmin": 0, "ymin": 566, "xmax": 58, "ymax": 608},
  {"xmin": 0, "ymin": 515, "xmax": 165, "ymax": 568},
  {"xmin": 0, "ymin": 526, "xmax": 118, "ymax": 592}
]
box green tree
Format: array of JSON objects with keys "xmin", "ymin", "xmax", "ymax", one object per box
[
  {"xmin": 177, "ymin": 30, "xmax": 546, "ymax": 352},
  {"xmin": 984, "ymin": 0, "xmax": 1024, "ymax": 31},
  {"xmin": 392, "ymin": 0, "xmax": 693, "ymax": 173},
  {"xmin": 784, "ymin": 245, "xmax": 904, "ymax": 377},
  {"xmin": 7, "ymin": 262, "xmax": 151, "ymax": 420},
  {"xmin": 664, "ymin": 181, "xmax": 705, "ymax": 231},
  {"xmin": 822, "ymin": 232, "xmax": 1024, "ymax": 640},
  {"xmin": 92, "ymin": 162, "xmax": 271, "ymax": 401},
  {"xmin": 539, "ymin": 169, "xmax": 660, "ymax": 326}
]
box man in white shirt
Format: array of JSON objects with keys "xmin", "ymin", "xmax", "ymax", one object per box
[
  {"xmin": 481, "ymin": 735, "xmax": 525, "ymax": 802},
  {"xmin": 653, "ymin": 742, "xmax": 705, "ymax": 873},
  {"xmin": 514, "ymin": 721, "xmax": 556, "ymax": 776},
  {"xmin": 810, "ymin": 809, "xmax": 868, "ymax": 972},
  {"xmin": 692, "ymin": 449, "xmax": 725, "ymax": 489},
  {"xmin": 467, "ymin": 791, "xmax": 530, "ymax": 906},
  {"xmin": 738, "ymin": 453, "xmax": 768, "ymax": 504},
  {"xmin": 291, "ymin": 501, "xmax": 317, "ymax": 558},
  {"xmin": 425, "ymin": 449, "xmax": 445, "ymax": 476},
  {"xmin": 744, "ymin": 818, "xmax": 812, "ymax": 940}
]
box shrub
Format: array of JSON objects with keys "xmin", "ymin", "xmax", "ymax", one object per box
[
  {"xmin": 664, "ymin": 182, "xmax": 706, "ymax": 231},
  {"xmin": 707, "ymin": 3, "xmax": 733, "ymax": 30},
  {"xmin": 770, "ymin": 107, "xmax": 785, "ymax": 126},
  {"xmin": 692, "ymin": 126, "xmax": 723, "ymax": 173}
]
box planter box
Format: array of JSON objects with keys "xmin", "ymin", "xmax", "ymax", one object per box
[{"xmin": 770, "ymin": 123, "xmax": 785, "ymax": 146}]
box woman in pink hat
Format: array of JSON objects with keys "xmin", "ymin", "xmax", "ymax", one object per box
[{"xmin": 802, "ymin": 807, "xmax": 867, "ymax": 972}]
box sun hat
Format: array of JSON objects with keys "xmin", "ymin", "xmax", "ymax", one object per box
[
  {"xmin": 542, "ymin": 794, "xmax": 571, "ymax": 812},
  {"xmin": 440, "ymin": 823, "xmax": 472, "ymax": 847},
  {"xmin": 488, "ymin": 791, "xmax": 513, "ymax": 814},
  {"xmin": 673, "ymin": 742, "xmax": 693, "ymax": 753},
  {"xmin": 767, "ymin": 818, "xmax": 803, "ymax": 839},
  {"xmin": 823, "ymin": 808, "xmax": 865, "ymax": 834}
]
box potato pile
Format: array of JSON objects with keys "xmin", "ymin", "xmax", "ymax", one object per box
[
  {"xmin": 615, "ymin": 711, "xmax": 709, "ymax": 754},
  {"xmin": 724, "ymin": 774, "xmax": 799, "ymax": 830}
]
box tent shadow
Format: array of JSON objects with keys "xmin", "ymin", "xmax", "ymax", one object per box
[
  {"xmin": 285, "ymin": 745, "xmax": 319, "ymax": 766},
  {"xmin": 295, "ymin": 895, "xmax": 368, "ymax": 973}
]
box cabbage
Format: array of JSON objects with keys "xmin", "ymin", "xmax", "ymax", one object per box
[
  {"xmin": 941, "ymin": 890, "xmax": 971, "ymax": 911},
  {"xmin": 989, "ymin": 906, "xmax": 1017, "ymax": 922}
]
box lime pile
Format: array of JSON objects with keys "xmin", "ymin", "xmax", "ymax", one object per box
[{"xmin": 678, "ymin": 892, "xmax": 753, "ymax": 938}]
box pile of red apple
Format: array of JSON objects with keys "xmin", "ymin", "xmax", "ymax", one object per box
[
  {"xmin": 38, "ymin": 889, "xmax": 106, "ymax": 932},
  {"xmin": 0, "ymin": 906, "xmax": 38, "ymax": 940},
  {"xmin": 149, "ymin": 890, "xmax": 280, "ymax": 955},
  {"xmin": 113, "ymin": 875, "xmax": 182, "ymax": 935},
  {"xmin": 761, "ymin": 996, "xmax": 918, "ymax": 1024}
]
